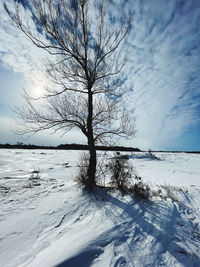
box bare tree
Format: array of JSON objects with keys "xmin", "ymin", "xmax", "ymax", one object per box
[{"xmin": 5, "ymin": 0, "xmax": 135, "ymax": 189}]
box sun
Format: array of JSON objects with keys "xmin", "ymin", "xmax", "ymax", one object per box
[
  {"xmin": 29, "ymin": 70, "xmax": 47, "ymax": 98},
  {"xmin": 32, "ymin": 83, "xmax": 45, "ymax": 98}
]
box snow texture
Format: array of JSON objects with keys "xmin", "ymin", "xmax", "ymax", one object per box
[{"xmin": 0, "ymin": 149, "xmax": 200, "ymax": 267}]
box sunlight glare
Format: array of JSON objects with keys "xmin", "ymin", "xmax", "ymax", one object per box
[
  {"xmin": 32, "ymin": 83, "xmax": 45, "ymax": 98},
  {"xmin": 29, "ymin": 70, "xmax": 47, "ymax": 98}
]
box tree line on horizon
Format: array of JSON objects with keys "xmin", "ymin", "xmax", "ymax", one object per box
[{"xmin": 0, "ymin": 142, "xmax": 141, "ymax": 152}]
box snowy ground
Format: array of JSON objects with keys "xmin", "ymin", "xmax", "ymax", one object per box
[{"xmin": 0, "ymin": 149, "xmax": 200, "ymax": 267}]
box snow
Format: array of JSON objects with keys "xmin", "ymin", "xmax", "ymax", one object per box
[
  {"xmin": 131, "ymin": 152, "xmax": 200, "ymax": 187},
  {"xmin": 0, "ymin": 149, "xmax": 200, "ymax": 267}
]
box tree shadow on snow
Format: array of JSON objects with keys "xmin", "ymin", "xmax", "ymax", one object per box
[
  {"xmin": 98, "ymin": 190, "xmax": 200, "ymax": 266},
  {"xmin": 56, "ymin": 248, "xmax": 103, "ymax": 267},
  {"xmin": 56, "ymin": 188, "xmax": 199, "ymax": 267}
]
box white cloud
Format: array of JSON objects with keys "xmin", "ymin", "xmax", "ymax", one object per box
[
  {"xmin": 122, "ymin": 0, "xmax": 200, "ymax": 150},
  {"xmin": 0, "ymin": 115, "xmax": 85, "ymax": 145},
  {"xmin": 0, "ymin": 1, "xmax": 47, "ymax": 77}
]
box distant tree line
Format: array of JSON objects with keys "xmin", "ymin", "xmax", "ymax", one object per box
[
  {"xmin": 1, "ymin": 143, "xmax": 199, "ymax": 153},
  {"xmin": 0, "ymin": 143, "xmax": 141, "ymax": 152}
]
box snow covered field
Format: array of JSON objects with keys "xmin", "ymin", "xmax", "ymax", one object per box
[{"xmin": 0, "ymin": 149, "xmax": 200, "ymax": 267}]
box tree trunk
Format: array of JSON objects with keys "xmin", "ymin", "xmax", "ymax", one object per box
[
  {"xmin": 86, "ymin": 90, "xmax": 96, "ymax": 190},
  {"xmin": 87, "ymin": 140, "xmax": 96, "ymax": 189}
]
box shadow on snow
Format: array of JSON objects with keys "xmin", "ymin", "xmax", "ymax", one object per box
[{"xmin": 56, "ymin": 188, "xmax": 199, "ymax": 267}]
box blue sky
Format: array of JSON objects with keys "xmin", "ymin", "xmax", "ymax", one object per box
[{"xmin": 0, "ymin": 0, "xmax": 200, "ymax": 151}]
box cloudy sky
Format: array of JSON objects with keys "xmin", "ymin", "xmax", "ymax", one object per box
[{"xmin": 0, "ymin": 0, "xmax": 200, "ymax": 151}]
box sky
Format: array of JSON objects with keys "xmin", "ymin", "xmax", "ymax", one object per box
[{"xmin": 0, "ymin": 0, "xmax": 200, "ymax": 151}]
